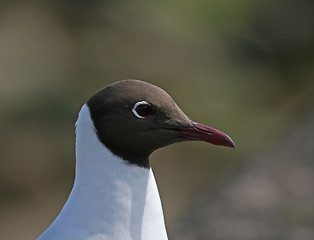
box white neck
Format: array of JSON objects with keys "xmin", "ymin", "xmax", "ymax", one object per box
[{"xmin": 37, "ymin": 105, "xmax": 168, "ymax": 240}]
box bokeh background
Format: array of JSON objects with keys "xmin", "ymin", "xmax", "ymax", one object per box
[{"xmin": 1, "ymin": 1, "xmax": 314, "ymax": 239}]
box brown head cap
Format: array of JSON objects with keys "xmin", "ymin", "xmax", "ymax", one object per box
[{"xmin": 87, "ymin": 79, "xmax": 235, "ymax": 168}]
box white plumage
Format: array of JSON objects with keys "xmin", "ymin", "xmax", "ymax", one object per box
[{"xmin": 37, "ymin": 105, "xmax": 168, "ymax": 240}]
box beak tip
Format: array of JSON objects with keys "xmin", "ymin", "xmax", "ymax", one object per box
[
  {"xmin": 229, "ymin": 142, "xmax": 236, "ymax": 148},
  {"xmin": 224, "ymin": 136, "xmax": 236, "ymax": 149},
  {"xmin": 180, "ymin": 121, "xmax": 236, "ymax": 149}
]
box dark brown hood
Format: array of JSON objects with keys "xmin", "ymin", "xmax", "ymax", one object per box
[{"xmin": 87, "ymin": 80, "xmax": 234, "ymax": 168}]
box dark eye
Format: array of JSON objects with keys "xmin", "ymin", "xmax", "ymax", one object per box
[{"xmin": 132, "ymin": 101, "xmax": 153, "ymax": 119}]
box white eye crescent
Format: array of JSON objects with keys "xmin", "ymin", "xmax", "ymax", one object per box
[{"xmin": 132, "ymin": 101, "xmax": 153, "ymax": 119}]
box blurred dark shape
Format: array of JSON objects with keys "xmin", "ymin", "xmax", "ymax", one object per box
[
  {"xmin": 47, "ymin": 0, "xmax": 110, "ymax": 29},
  {"xmin": 230, "ymin": 0, "xmax": 314, "ymax": 86}
]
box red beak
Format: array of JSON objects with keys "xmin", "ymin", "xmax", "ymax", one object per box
[{"xmin": 176, "ymin": 121, "xmax": 235, "ymax": 148}]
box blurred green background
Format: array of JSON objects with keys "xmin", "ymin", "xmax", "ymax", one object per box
[{"xmin": 1, "ymin": 0, "xmax": 314, "ymax": 239}]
